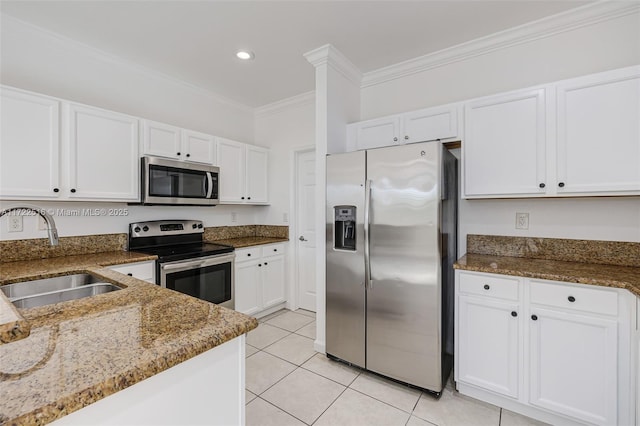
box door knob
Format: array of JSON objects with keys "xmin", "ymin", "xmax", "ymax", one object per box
[{"xmin": 299, "ymin": 236, "xmax": 308, "ymax": 241}]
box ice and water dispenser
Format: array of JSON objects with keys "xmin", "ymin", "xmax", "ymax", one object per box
[{"xmin": 333, "ymin": 206, "xmax": 356, "ymax": 251}]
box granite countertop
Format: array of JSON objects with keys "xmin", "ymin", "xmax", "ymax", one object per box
[
  {"xmin": 455, "ymin": 253, "xmax": 640, "ymax": 297},
  {"xmin": 209, "ymin": 236, "xmax": 288, "ymax": 248},
  {"xmin": 0, "ymin": 251, "xmax": 258, "ymax": 425}
]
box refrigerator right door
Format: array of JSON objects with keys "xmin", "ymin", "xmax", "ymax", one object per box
[{"xmin": 366, "ymin": 141, "xmax": 442, "ymax": 391}]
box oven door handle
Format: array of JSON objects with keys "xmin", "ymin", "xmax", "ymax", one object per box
[{"xmin": 161, "ymin": 260, "xmax": 205, "ymax": 271}]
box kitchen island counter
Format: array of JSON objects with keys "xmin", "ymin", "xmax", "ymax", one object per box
[{"xmin": 0, "ymin": 252, "xmax": 258, "ymax": 425}]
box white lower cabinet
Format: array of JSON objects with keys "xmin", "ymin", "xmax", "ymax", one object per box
[
  {"xmin": 234, "ymin": 244, "xmax": 285, "ymax": 316},
  {"xmin": 455, "ymin": 270, "xmax": 636, "ymax": 426},
  {"xmin": 107, "ymin": 260, "xmax": 155, "ymax": 284}
]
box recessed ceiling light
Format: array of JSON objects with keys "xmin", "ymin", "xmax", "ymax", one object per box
[{"xmin": 236, "ymin": 50, "xmax": 255, "ymax": 60}]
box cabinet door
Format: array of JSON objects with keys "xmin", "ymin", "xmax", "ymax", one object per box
[
  {"xmin": 528, "ymin": 307, "xmax": 617, "ymax": 425},
  {"xmin": 0, "ymin": 87, "xmax": 61, "ymax": 199},
  {"xmin": 217, "ymin": 138, "xmax": 245, "ymax": 203},
  {"xmin": 143, "ymin": 120, "xmax": 181, "ymax": 159},
  {"xmin": 355, "ymin": 116, "xmax": 401, "ymax": 150},
  {"xmin": 245, "ymin": 146, "xmax": 269, "ymax": 204},
  {"xmin": 556, "ymin": 66, "xmax": 640, "ymax": 195},
  {"xmin": 464, "ymin": 88, "xmax": 547, "ymax": 198},
  {"xmin": 68, "ymin": 104, "xmax": 139, "ymax": 200},
  {"xmin": 182, "ymin": 129, "xmax": 215, "ymax": 164},
  {"xmin": 402, "ymin": 105, "xmax": 458, "ymax": 144},
  {"xmin": 261, "ymin": 255, "xmax": 285, "ymax": 309},
  {"xmin": 235, "ymin": 260, "xmax": 261, "ymax": 315},
  {"xmin": 457, "ymin": 295, "xmax": 520, "ymax": 398}
]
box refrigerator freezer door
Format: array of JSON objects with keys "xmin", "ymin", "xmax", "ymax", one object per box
[
  {"xmin": 326, "ymin": 150, "xmax": 366, "ymax": 368},
  {"xmin": 366, "ymin": 142, "xmax": 443, "ymax": 391}
]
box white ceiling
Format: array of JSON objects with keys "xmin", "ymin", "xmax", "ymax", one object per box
[{"xmin": 0, "ymin": 1, "xmax": 591, "ymax": 108}]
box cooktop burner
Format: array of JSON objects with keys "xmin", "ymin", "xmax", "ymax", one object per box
[{"xmin": 128, "ymin": 219, "xmax": 234, "ymax": 262}]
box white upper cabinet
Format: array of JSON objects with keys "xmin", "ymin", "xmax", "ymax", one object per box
[
  {"xmin": 0, "ymin": 86, "xmax": 139, "ymax": 202},
  {"xmin": 0, "ymin": 87, "xmax": 61, "ymax": 199},
  {"xmin": 555, "ymin": 66, "xmax": 640, "ymax": 195},
  {"xmin": 347, "ymin": 104, "xmax": 459, "ymax": 151},
  {"xmin": 217, "ymin": 138, "xmax": 269, "ymax": 205},
  {"xmin": 462, "ymin": 65, "xmax": 640, "ymax": 199},
  {"xmin": 143, "ymin": 120, "xmax": 216, "ymax": 164},
  {"xmin": 68, "ymin": 103, "xmax": 139, "ymax": 201},
  {"xmin": 464, "ymin": 88, "xmax": 547, "ymax": 197}
]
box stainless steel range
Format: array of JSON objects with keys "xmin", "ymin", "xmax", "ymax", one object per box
[{"xmin": 128, "ymin": 219, "xmax": 235, "ymax": 309}]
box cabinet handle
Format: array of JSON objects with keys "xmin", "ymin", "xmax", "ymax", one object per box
[
  {"xmin": 70, "ymin": 188, "xmax": 76, "ymax": 193},
  {"xmin": 558, "ymin": 182, "xmax": 565, "ymax": 188},
  {"xmin": 511, "ymin": 311, "xmax": 517, "ymax": 317},
  {"xmin": 177, "ymin": 152, "xmax": 181, "ymax": 156},
  {"xmin": 568, "ymin": 296, "xmax": 576, "ymax": 302},
  {"xmin": 483, "ymin": 284, "xmax": 490, "ymax": 290},
  {"xmin": 404, "ymin": 135, "xmax": 409, "ymax": 140},
  {"xmin": 186, "ymin": 153, "xmax": 190, "ymax": 158},
  {"xmin": 393, "ymin": 137, "xmax": 398, "ymax": 142},
  {"xmin": 53, "ymin": 188, "xmax": 60, "ymax": 193},
  {"xmin": 539, "ymin": 183, "xmax": 545, "ymax": 188},
  {"xmin": 531, "ymin": 315, "xmax": 538, "ymax": 321},
  {"xmin": 127, "ymin": 273, "xmax": 133, "ymax": 276}
]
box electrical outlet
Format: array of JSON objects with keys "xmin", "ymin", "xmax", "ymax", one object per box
[
  {"xmin": 515, "ymin": 212, "xmax": 529, "ymax": 230},
  {"xmin": 8, "ymin": 216, "xmax": 23, "ymax": 232},
  {"xmin": 231, "ymin": 212, "xmax": 237, "ymax": 223},
  {"xmin": 38, "ymin": 217, "xmax": 48, "ymax": 230},
  {"xmin": 283, "ymin": 212, "xmax": 288, "ymax": 223}
]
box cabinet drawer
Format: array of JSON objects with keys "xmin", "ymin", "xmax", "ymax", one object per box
[
  {"xmin": 529, "ymin": 279, "xmax": 618, "ymax": 316},
  {"xmin": 458, "ymin": 272, "xmax": 520, "ymax": 301},
  {"xmin": 108, "ymin": 261, "xmax": 155, "ymax": 281},
  {"xmin": 262, "ymin": 243, "xmax": 285, "ymax": 257},
  {"xmin": 236, "ymin": 247, "xmax": 261, "ymax": 262}
]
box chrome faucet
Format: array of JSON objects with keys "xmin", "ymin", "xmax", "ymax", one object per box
[{"xmin": 0, "ymin": 205, "xmax": 59, "ymax": 246}]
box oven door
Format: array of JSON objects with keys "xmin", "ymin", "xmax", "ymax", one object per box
[{"xmin": 159, "ymin": 253, "xmax": 234, "ymax": 309}]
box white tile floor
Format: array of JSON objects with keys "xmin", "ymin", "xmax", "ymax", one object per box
[{"xmin": 245, "ymin": 309, "xmax": 547, "ymax": 426}]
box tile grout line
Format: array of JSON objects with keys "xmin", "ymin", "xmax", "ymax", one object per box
[
  {"xmin": 251, "ymin": 396, "xmax": 311, "ymax": 426},
  {"xmin": 309, "ymin": 381, "xmax": 351, "ymax": 425}
]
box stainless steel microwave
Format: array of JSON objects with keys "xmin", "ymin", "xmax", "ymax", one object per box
[{"xmin": 140, "ymin": 157, "xmax": 219, "ymax": 206}]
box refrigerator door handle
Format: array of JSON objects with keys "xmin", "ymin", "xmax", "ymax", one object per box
[{"xmin": 364, "ymin": 179, "xmax": 372, "ymax": 290}]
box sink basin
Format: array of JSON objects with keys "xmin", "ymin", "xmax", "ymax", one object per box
[{"xmin": 1, "ymin": 273, "xmax": 122, "ymax": 309}]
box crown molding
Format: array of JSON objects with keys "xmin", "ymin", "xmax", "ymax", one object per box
[
  {"xmin": 362, "ymin": 1, "xmax": 640, "ymax": 88},
  {"xmin": 1, "ymin": 13, "xmax": 255, "ymax": 113},
  {"xmin": 304, "ymin": 44, "xmax": 363, "ymax": 85},
  {"xmin": 254, "ymin": 90, "xmax": 315, "ymax": 118}
]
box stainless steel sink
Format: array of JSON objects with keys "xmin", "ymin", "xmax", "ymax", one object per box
[{"xmin": 1, "ymin": 273, "xmax": 122, "ymax": 309}]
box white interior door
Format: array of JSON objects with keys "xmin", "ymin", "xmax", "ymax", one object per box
[{"xmin": 296, "ymin": 149, "xmax": 316, "ymax": 311}]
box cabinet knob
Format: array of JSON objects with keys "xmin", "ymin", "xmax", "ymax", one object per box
[
  {"xmin": 177, "ymin": 152, "xmax": 181, "ymax": 156},
  {"xmin": 70, "ymin": 188, "xmax": 76, "ymax": 193},
  {"xmin": 274, "ymin": 248, "xmax": 278, "ymax": 251},
  {"xmin": 53, "ymin": 188, "xmax": 60, "ymax": 193},
  {"xmin": 404, "ymin": 135, "xmax": 409, "ymax": 140},
  {"xmin": 568, "ymin": 296, "xmax": 576, "ymax": 302},
  {"xmin": 258, "ymin": 264, "xmax": 262, "ymax": 267},
  {"xmin": 483, "ymin": 284, "xmax": 490, "ymax": 290},
  {"xmin": 127, "ymin": 273, "xmax": 133, "ymax": 276},
  {"xmin": 511, "ymin": 311, "xmax": 517, "ymax": 317},
  {"xmin": 186, "ymin": 153, "xmax": 190, "ymax": 158},
  {"xmin": 539, "ymin": 183, "xmax": 545, "ymax": 188},
  {"xmin": 393, "ymin": 137, "xmax": 398, "ymax": 142},
  {"xmin": 531, "ymin": 315, "xmax": 538, "ymax": 321},
  {"xmin": 247, "ymin": 197, "xmax": 251, "ymax": 200},
  {"xmin": 247, "ymin": 253, "xmax": 251, "ymax": 257},
  {"xmin": 264, "ymin": 262, "xmax": 268, "ymax": 265},
  {"xmin": 241, "ymin": 197, "xmax": 245, "ymax": 200},
  {"xmin": 558, "ymin": 182, "xmax": 565, "ymax": 188}
]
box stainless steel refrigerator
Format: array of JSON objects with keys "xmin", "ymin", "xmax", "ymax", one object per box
[{"xmin": 326, "ymin": 141, "xmax": 457, "ymax": 395}]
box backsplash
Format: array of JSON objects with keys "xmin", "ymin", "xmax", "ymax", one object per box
[
  {"xmin": 0, "ymin": 234, "xmax": 127, "ymax": 263},
  {"xmin": 0, "ymin": 225, "xmax": 289, "ymax": 263},
  {"xmin": 467, "ymin": 234, "xmax": 639, "ymax": 267}
]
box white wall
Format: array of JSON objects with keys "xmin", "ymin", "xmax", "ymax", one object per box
[
  {"xmin": 359, "ymin": 10, "xmax": 640, "ymax": 251},
  {"xmin": 0, "ymin": 14, "xmax": 259, "ymax": 241}
]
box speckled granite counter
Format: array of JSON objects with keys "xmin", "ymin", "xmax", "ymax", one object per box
[
  {"xmin": 209, "ymin": 236, "xmax": 288, "ymax": 248},
  {"xmin": 0, "ymin": 252, "xmax": 258, "ymax": 425},
  {"xmin": 455, "ymin": 235, "xmax": 640, "ymax": 297}
]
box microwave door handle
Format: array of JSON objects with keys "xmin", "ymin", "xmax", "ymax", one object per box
[{"xmin": 205, "ymin": 172, "xmax": 213, "ymax": 199}]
